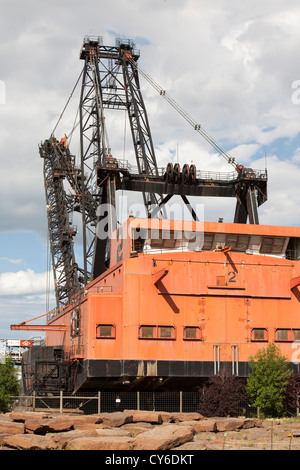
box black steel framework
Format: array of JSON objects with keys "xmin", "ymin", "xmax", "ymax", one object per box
[
  {"xmin": 78, "ymin": 37, "xmax": 167, "ymax": 281},
  {"xmin": 40, "ymin": 35, "xmax": 268, "ymax": 313},
  {"xmin": 79, "ymin": 37, "xmax": 112, "ymax": 283},
  {"xmin": 39, "ymin": 139, "xmax": 81, "ymax": 309}
]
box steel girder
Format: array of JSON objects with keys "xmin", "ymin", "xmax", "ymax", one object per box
[
  {"xmin": 80, "ymin": 37, "xmax": 164, "ymax": 217},
  {"xmin": 39, "ymin": 139, "xmax": 81, "ymax": 309},
  {"xmin": 77, "ymin": 37, "xmax": 166, "ymax": 281}
]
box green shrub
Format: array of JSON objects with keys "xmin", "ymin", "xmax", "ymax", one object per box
[
  {"xmin": 246, "ymin": 342, "xmax": 292, "ymax": 418},
  {"xmin": 197, "ymin": 370, "xmax": 247, "ymax": 417},
  {"xmin": 0, "ymin": 356, "xmax": 20, "ymax": 413},
  {"xmin": 284, "ymin": 373, "xmax": 300, "ymax": 416}
]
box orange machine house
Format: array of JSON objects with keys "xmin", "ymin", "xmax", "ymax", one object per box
[
  {"xmin": 17, "ymin": 37, "xmax": 300, "ymax": 395},
  {"xmin": 26, "ymin": 216, "xmax": 300, "ymax": 393}
]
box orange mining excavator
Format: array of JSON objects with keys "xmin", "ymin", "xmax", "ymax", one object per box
[{"xmin": 13, "ymin": 36, "xmax": 300, "ymax": 394}]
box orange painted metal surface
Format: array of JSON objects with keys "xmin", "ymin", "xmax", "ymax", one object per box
[
  {"xmin": 11, "ymin": 306, "xmax": 69, "ymax": 332},
  {"xmin": 45, "ymin": 218, "xmax": 300, "ymax": 369}
]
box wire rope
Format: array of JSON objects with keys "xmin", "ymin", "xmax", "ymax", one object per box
[
  {"xmin": 50, "ymin": 69, "xmax": 83, "ymax": 138},
  {"xmin": 127, "ymin": 57, "xmax": 237, "ymax": 170}
]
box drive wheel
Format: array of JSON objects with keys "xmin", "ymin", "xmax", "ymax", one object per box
[
  {"xmin": 182, "ymin": 164, "xmax": 190, "ymax": 184},
  {"xmin": 173, "ymin": 163, "xmax": 181, "ymax": 183},
  {"xmin": 190, "ymin": 164, "xmax": 196, "ymax": 183},
  {"xmin": 165, "ymin": 162, "xmax": 173, "ymax": 183}
]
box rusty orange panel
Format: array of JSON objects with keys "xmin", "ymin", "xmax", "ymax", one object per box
[{"xmin": 43, "ymin": 218, "xmax": 300, "ymax": 371}]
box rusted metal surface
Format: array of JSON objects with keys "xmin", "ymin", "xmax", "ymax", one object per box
[{"xmin": 32, "ymin": 218, "xmax": 299, "ymax": 392}]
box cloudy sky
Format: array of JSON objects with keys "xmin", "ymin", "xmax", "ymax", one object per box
[{"xmin": 1, "ymin": 0, "xmax": 300, "ymax": 341}]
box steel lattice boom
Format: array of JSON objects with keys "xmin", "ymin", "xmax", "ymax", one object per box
[
  {"xmin": 39, "ymin": 36, "xmax": 268, "ymax": 310},
  {"xmin": 39, "ymin": 139, "xmax": 82, "ymax": 309}
]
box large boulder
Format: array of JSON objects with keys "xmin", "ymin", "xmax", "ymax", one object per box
[
  {"xmin": 3, "ymin": 434, "xmax": 57, "ymax": 450},
  {"xmin": 24, "ymin": 417, "xmax": 74, "ymax": 434},
  {"xmin": 9, "ymin": 411, "xmax": 50, "ymax": 422},
  {"xmin": 94, "ymin": 428, "xmax": 132, "ymax": 437},
  {"xmin": 66, "ymin": 415, "xmax": 103, "ymax": 426},
  {"xmin": 214, "ymin": 418, "xmax": 262, "ymax": 432},
  {"xmin": 66, "ymin": 435, "xmax": 135, "ymax": 450},
  {"xmin": 176, "ymin": 417, "xmax": 262, "ymax": 433},
  {"xmin": 0, "ymin": 414, "xmax": 14, "ymax": 421},
  {"xmin": 170, "ymin": 412, "xmax": 204, "ymax": 422},
  {"xmin": 49, "ymin": 429, "xmax": 96, "ymax": 449},
  {"xmin": 123, "ymin": 410, "xmax": 163, "ymax": 424},
  {"xmin": 132, "ymin": 424, "xmax": 195, "ymax": 450},
  {"xmin": 177, "ymin": 419, "xmax": 217, "ymax": 432},
  {"xmin": 0, "ymin": 421, "xmax": 25, "ymax": 435},
  {"xmin": 96, "ymin": 412, "xmax": 133, "ymax": 427},
  {"xmin": 120, "ymin": 423, "xmax": 153, "ymax": 436}
]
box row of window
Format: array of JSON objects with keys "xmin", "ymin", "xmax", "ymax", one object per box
[
  {"xmin": 252, "ymin": 328, "xmax": 300, "ymax": 342},
  {"xmin": 96, "ymin": 325, "xmax": 300, "ymax": 342},
  {"xmin": 96, "ymin": 324, "xmax": 201, "ymax": 340}
]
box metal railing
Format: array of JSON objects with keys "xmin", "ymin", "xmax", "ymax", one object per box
[
  {"xmin": 12, "ymin": 391, "xmax": 260, "ymax": 417},
  {"xmin": 114, "ymin": 158, "xmax": 267, "ymax": 183},
  {"xmin": 13, "ymin": 391, "xmax": 198, "ymax": 414}
]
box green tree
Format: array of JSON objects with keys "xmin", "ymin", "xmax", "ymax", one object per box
[
  {"xmin": 246, "ymin": 342, "xmax": 292, "ymax": 417},
  {"xmin": 0, "ymin": 356, "xmax": 20, "ymax": 413}
]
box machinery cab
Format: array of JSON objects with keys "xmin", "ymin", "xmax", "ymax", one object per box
[{"xmin": 109, "ymin": 217, "xmax": 205, "ymax": 267}]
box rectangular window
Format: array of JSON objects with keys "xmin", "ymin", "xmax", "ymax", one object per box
[
  {"xmin": 251, "ymin": 328, "xmax": 268, "ymax": 341},
  {"xmin": 183, "ymin": 326, "xmax": 202, "ymax": 341},
  {"xmin": 96, "ymin": 324, "xmax": 115, "ymax": 338},
  {"xmin": 275, "ymin": 329, "xmax": 290, "ymax": 341},
  {"xmin": 293, "ymin": 329, "xmax": 300, "ymax": 341},
  {"xmin": 275, "ymin": 329, "xmax": 300, "ymax": 342},
  {"xmin": 158, "ymin": 326, "xmax": 176, "ymax": 339},
  {"xmin": 139, "ymin": 325, "xmax": 175, "ymax": 339},
  {"xmin": 140, "ymin": 326, "xmax": 155, "ymax": 338}
]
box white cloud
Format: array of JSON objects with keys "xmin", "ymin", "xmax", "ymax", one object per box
[
  {"xmin": 0, "ymin": 269, "xmax": 53, "ymax": 296},
  {"xmin": 0, "ymin": 257, "xmax": 23, "ymax": 265},
  {"xmin": 0, "ymin": 0, "xmax": 299, "ymax": 314},
  {"xmin": 251, "ymin": 154, "xmax": 300, "ymax": 226},
  {"xmin": 228, "ymin": 143, "xmax": 261, "ymax": 164},
  {"xmin": 292, "ymin": 147, "xmax": 300, "ymax": 164},
  {"xmin": 0, "ymin": 268, "xmax": 55, "ymax": 335}
]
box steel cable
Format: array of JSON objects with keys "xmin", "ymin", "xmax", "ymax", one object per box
[
  {"xmin": 50, "ymin": 69, "xmax": 84, "ymax": 139},
  {"xmin": 128, "ymin": 57, "xmax": 237, "ymax": 169}
]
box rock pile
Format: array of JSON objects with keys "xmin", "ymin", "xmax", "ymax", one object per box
[{"xmin": 0, "ymin": 410, "xmax": 262, "ymax": 450}]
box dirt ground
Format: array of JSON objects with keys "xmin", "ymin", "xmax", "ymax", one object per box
[{"xmin": 176, "ymin": 418, "xmax": 300, "ymax": 450}]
